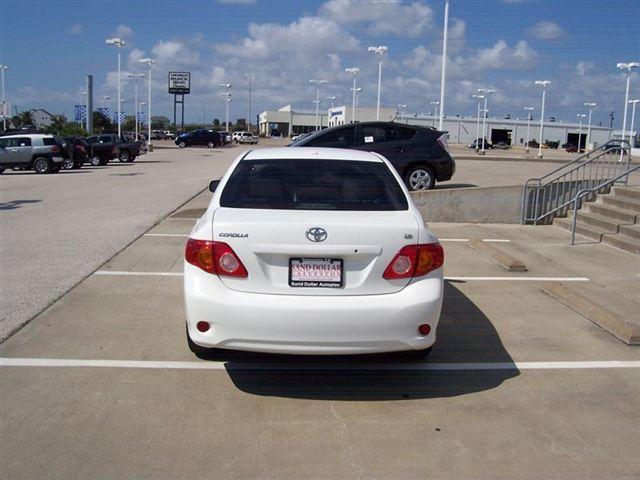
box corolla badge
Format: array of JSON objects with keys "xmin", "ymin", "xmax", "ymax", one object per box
[{"xmin": 306, "ymin": 227, "xmax": 328, "ymax": 243}]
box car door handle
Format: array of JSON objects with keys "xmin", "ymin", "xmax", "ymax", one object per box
[{"xmin": 394, "ymin": 146, "xmax": 404, "ymax": 152}]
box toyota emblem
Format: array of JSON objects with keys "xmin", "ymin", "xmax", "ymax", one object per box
[{"xmin": 306, "ymin": 227, "xmax": 328, "ymax": 243}]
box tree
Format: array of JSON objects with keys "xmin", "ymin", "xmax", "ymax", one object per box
[
  {"xmin": 213, "ymin": 118, "xmax": 220, "ymax": 127},
  {"xmin": 11, "ymin": 110, "xmax": 34, "ymax": 128},
  {"xmin": 43, "ymin": 116, "xmax": 87, "ymax": 136},
  {"xmin": 122, "ymin": 116, "xmax": 136, "ymax": 132},
  {"xmin": 93, "ymin": 111, "xmax": 115, "ymax": 133}
]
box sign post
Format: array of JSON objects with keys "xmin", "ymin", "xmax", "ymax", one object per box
[{"xmin": 168, "ymin": 72, "xmax": 190, "ymax": 133}]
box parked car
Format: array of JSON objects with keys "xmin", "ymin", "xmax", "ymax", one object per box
[
  {"xmin": 527, "ymin": 139, "xmax": 540, "ymax": 148},
  {"xmin": 184, "ymin": 147, "xmax": 444, "ymax": 357},
  {"xmin": 150, "ymin": 130, "xmax": 166, "ymax": 140},
  {"xmin": 175, "ymin": 129, "xmax": 221, "ymax": 148},
  {"xmin": 236, "ymin": 132, "xmax": 258, "ymax": 144},
  {"xmin": 60, "ymin": 136, "xmax": 88, "ymax": 169},
  {"xmin": 606, "ymin": 141, "xmax": 628, "ymax": 155},
  {"xmin": 85, "ymin": 134, "xmax": 144, "ymax": 164},
  {"xmin": 292, "ymin": 122, "xmax": 454, "ymax": 191},
  {"xmin": 544, "ymin": 140, "xmax": 559, "ymax": 149},
  {"xmin": 291, "ymin": 132, "xmax": 312, "ymax": 142},
  {"xmin": 218, "ymin": 131, "xmax": 232, "ymax": 144},
  {"xmin": 164, "ymin": 130, "xmax": 175, "ymax": 140},
  {"xmin": 493, "ymin": 141, "xmax": 510, "ymax": 150},
  {"xmin": 467, "ymin": 138, "xmax": 493, "ymax": 149},
  {"xmin": 562, "ymin": 142, "xmax": 578, "ymax": 153},
  {"xmin": 0, "ymin": 134, "xmax": 64, "ymax": 174}
]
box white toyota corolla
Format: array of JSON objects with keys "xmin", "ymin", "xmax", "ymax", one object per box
[{"xmin": 184, "ymin": 147, "xmax": 444, "ymax": 356}]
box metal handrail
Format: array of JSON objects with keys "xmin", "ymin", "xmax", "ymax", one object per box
[
  {"xmin": 521, "ymin": 140, "xmax": 632, "ymax": 224},
  {"xmin": 570, "ymin": 163, "xmax": 640, "ymax": 245}
]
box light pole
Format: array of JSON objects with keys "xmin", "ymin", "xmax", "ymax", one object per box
[
  {"xmin": 430, "ymin": 101, "xmax": 440, "ymax": 127},
  {"xmin": 139, "ymin": 102, "xmax": 146, "ymax": 138},
  {"xmin": 472, "ymin": 94, "xmax": 484, "ymax": 151},
  {"xmin": 584, "ymin": 102, "xmax": 596, "ymax": 151},
  {"xmin": 535, "ymin": 80, "xmax": 551, "ymax": 158},
  {"xmin": 219, "ymin": 83, "xmax": 232, "ymax": 132},
  {"xmin": 351, "ymin": 88, "xmax": 362, "ymax": 107},
  {"xmin": 524, "ymin": 107, "xmax": 534, "ymax": 153},
  {"xmin": 127, "ymin": 73, "xmax": 145, "ymax": 140},
  {"xmin": 576, "ymin": 114, "xmax": 586, "ymax": 152},
  {"xmin": 617, "ymin": 63, "xmax": 639, "ymax": 146},
  {"xmin": 106, "ymin": 37, "xmax": 126, "ymax": 138},
  {"xmin": 477, "ymin": 88, "xmax": 495, "ymax": 155},
  {"xmin": 0, "ymin": 65, "xmax": 8, "ymax": 131},
  {"xmin": 629, "ymin": 99, "xmax": 639, "ymax": 149},
  {"xmin": 139, "ymin": 57, "xmax": 155, "ymax": 148},
  {"xmin": 438, "ymin": 0, "xmax": 449, "ymax": 131},
  {"xmin": 326, "ymin": 96, "xmax": 337, "ymax": 108},
  {"xmin": 309, "ymin": 79, "xmax": 327, "ymax": 130},
  {"xmin": 368, "ymin": 46, "xmax": 387, "ymax": 120},
  {"xmin": 345, "ymin": 67, "xmax": 359, "ymax": 123}
]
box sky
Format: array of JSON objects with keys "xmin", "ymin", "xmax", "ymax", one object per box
[{"xmin": 1, "ymin": 0, "xmax": 639, "ymax": 128}]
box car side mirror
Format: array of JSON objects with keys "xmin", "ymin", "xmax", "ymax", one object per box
[{"xmin": 209, "ymin": 180, "xmax": 220, "ymax": 192}]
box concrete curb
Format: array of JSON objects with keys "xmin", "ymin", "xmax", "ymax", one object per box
[
  {"xmin": 467, "ymin": 239, "xmax": 527, "ymax": 271},
  {"xmin": 542, "ymin": 282, "xmax": 640, "ymax": 345}
]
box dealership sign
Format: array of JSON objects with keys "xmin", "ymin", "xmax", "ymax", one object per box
[{"xmin": 168, "ymin": 72, "xmax": 191, "ymax": 94}]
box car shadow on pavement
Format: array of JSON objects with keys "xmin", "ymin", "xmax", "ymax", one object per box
[
  {"xmin": 219, "ymin": 282, "xmax": 519, "ymax": 400},
  {"xmin": 0, "ymin": 199, "xmax": 42, "ymax": 210}
]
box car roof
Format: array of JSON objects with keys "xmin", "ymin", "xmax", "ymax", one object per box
[
  {"xmin": 0, "ymin": 133, "xmax": 54, "ymax": 138},
  {"xmin": 243, "ymin": 147, "xmax": 383, "ymax": 162}
]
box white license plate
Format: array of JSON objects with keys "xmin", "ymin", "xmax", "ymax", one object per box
[{"xmin": 289, "ymin": 258, "xmax": 343, "ymax": 288}]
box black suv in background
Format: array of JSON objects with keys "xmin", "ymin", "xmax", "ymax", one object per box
[
  {"xmin": 291, "ymin": 122, "xmax": 454, "ymax": 190},
  {"xmin": 175, "ymin": 129, "xmax": 221, "ymax": 148}
]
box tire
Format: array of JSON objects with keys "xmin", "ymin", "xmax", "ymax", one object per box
[
  {"xmin": 33, "ymin": 157, "xmax": 52, "ymax": 174},
  {"xmin": 178, "ymin": 141, "xmax": 186, "ymax": 148},
  {"xmin": 90, "ymin": 156, "xmax": 101, "ymax": 167},
  {"xmin": 119, "ymin": 150, "xmax": 130, "ymax": 163},
  {"xmin": 127, "ymin": 156, "xmax": 135, "ymax": 163},
  {"xmin": 62, "ymin": 158, "xmax": 74, "ymax": 170},
  {"xmin": 207, "ymin": 142, "xmax": 215, "ymax": 149},
  {"xmin": 405, "ymin": 165, "xmax": 435, "ymax": 191}
]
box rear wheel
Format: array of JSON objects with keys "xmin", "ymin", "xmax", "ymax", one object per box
[
  {"xmin": 178, "ymin": 141, "xmax": 186, "ymax": 148},
  {"xmin": 62, "ymin": 158, "xmax": 74, "ymax": 170},
  {"xmin": 33, "ymin": 157, "xmax": 52, "ymax": 174},
  {"xmin": 119, "ymin": 150, "xmax": 130, "ymax": 162},
  {"xmin": 90, "ymin": 156, "xmax": 101, "ymax": 166},
  {"xmin": 207, "ymin": 141, "xmax": 215, "ymax": 149},
  {"xmin": 405, "ymin": 165, "xmax": 435, "ymax": 191}
]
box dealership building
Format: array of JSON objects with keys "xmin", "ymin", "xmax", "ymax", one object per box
[{"xmin": 260, "ymin": 104, "xmax": 616, "ymax": 148}]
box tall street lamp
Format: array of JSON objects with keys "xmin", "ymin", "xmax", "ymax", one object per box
[
  {"xmin": 0, "ymin": 64, "xmax": 8, "ymax": 131},
  {"xmin": 326, "ymin": 96, "xmax": 337, "ymax": 108},
  {"xmin": 221, "ymin": 93, "xmax": 232, "ymax": 133},
  {"xmin": 127, "ymin": 73, "xmax": 145, "ymax": 140},
  {"xmin": 351, "ymin": 88, "xmax": 362, "ymax": 107},
  {"xmin": 438, "ymin": 0, "xmax": 449, "ymax": 131},
  {"xmin": 106, "ymin": 37, "xmax": 126, "ymax": 138},
  {"xmin": 368, "ymin": 45, "xmax": 387, "ymax": 120},
  {"xmin": 138, "ymin": 101, "xmax": 146, "ymax": 138},
  {"xmin": 584, "ymin": 102, "xmax": 597, "ymax": 151},
  {"xmin": 345, "ymin": 67, "xmax": 359, "ymax": 123},
  {"xmin": 524, "ymin": 106, "xmax": 534, "ymax": 153},
  {"xmin": 397, "ymin": 104, "xmax": 407, "ymax": 123},
  {"xmin": 576, "ymin": 114, "xmax": 586, "ymax": 152},
  {"xmin": 309, "ymin": 79, "xmax": 327, "ymax": 130},
  {"xmin": 534, "ymin": 80, "xmax": 551, "ymax": 158},
  {"xmin": 139, "ymin": 57, "xmax": 156, "ymax": 148},
  {"xmin": 477, "ymin": 88, "xmax": 495, "ymax": 155},
  {"xmin": 472, "ymin": 94, "xmax": 484, "ymax": 151},
  {"xmin": 430, "ymin": 101, "xmax": 440, "ymax": 127},
  {"xmin": 629, "ymin": 99, "xmax": 639, "ymax": 149},
  {"xmin": 617, "ymin": 62, "xmax": 639, "ymax": 146}
]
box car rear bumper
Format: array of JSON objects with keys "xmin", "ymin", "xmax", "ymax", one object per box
[{"xmin": 184, "ymin": 263, "xmax": 443, "ymax": 355}]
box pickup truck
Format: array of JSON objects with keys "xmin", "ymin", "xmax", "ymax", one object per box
[{"xmin": 85, "ymin": 134, "xmax": 146, "ymax": 165}]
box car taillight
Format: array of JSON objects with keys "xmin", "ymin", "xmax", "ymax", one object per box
[
  {"xmin": 437, "ymin": 133, "xmax": 448, "ymax": 151},
  {"xmin": 50, "ymin": 145, "xmax": 60, "ymax": 153},
  {"xmin": 383, "ymin": 243, "xmax": 444, "ymax": 280},
  {"xmin": 185, "ymin": 239, "xmax": 248, "ymax": 278}
]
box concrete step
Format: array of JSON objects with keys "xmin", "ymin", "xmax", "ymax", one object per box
[
  {"xmin": 602, "ymin": 233, "xmax": 640, "ymax": 255},
  {"xmin": 613, "ymin": 186, "xmax": 640, "ymax": 201},
  {"xmin": 575, "ymin": 211, "xmax": 621, "ymax": 232},
  {"xmin": 619, "ymin": 224, "xmax": 640, "ymax": 240},
  {"xmin": 586, "ymin": 202, "xmax": 639, "ymax": 223},
  {"xmin": 601, "ymin": 194, "xmax": 640, "ymax": 212},
  {"xmin": 554, "ymin": 217, "xmax": 603, "ymax": 241}
]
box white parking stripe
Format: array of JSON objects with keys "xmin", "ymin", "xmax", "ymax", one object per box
[
  {"xmin": 439, "ymin": 238, "xmax": 511, "ymax": 243},
  {"xmin": 93, "ymin": 271, "xmax": 590, "ymax": 282},
  {"xmin": 94, "ymin": 271, "xmax": 183, "ymax": 277},
  {"xmin": 1, "ymin": 357, "xmax": 639, "ymax": 371},
  {"xmin": 144, "ymin": 234, "xmax": 189, "ymax": 237}
]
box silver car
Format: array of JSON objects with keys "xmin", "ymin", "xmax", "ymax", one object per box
[{"xmin": 0, "ymin": 134, "xmax": 64, "ymax": 174}]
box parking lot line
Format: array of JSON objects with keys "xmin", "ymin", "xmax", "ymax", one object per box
[
  {"xmin": 2, "ymin": 357, "xmax": 639, "ymax": 371},
  {"xmin": 92, "ymin": 271, "xmax": 590, "ymax": 282}
]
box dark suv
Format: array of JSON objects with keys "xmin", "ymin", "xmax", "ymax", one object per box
[
  {"xmin": 291, "ymin": 122, "xmax": 454, "ymax": 190},
  {"xmin": 175, "ymin": 129, "xmax": 221, "ymax": 148}
]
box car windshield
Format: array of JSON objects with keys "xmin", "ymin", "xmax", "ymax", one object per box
[{"xmin": 220, "ymin": 159, "xmax": 408, "ymax": 211}]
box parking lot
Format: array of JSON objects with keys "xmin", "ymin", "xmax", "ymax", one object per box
[{"xmin": 2, "ymin": 143, "xmax": 639, "ymax": 479}]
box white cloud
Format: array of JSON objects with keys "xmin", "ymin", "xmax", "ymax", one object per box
[
  {"xmin": 528, "ymin": 21, "xmax": 565, "ymax": 41},
  {"xmin": 68, "ymin": 23, "xmax": 83, "ymax": 35},
  {"xmin": 473, "ymin": 40, "xmax": 538, "ymax": 70},
  {"xmin": 113, "ymin": 25, "xmax": 133, "ymax": 39},
  {"xmin": 576, "ymin": 61, "xmax": 595, "ymax": 77},
  {"xmin": 320, "ymin": 0, "xmax": 434, "ymax": 37},
  {"xmin": 151, "ymin": 40, "xmax": 200, "ymax": 66}
]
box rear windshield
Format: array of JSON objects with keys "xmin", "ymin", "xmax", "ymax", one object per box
[
  {"xmin": 42, "ymin": 138, "xmax": 56, "ymax": 146},
  {"xmin": 220, "ymin": 159, "xmax": 408, "ymax": 211}
]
